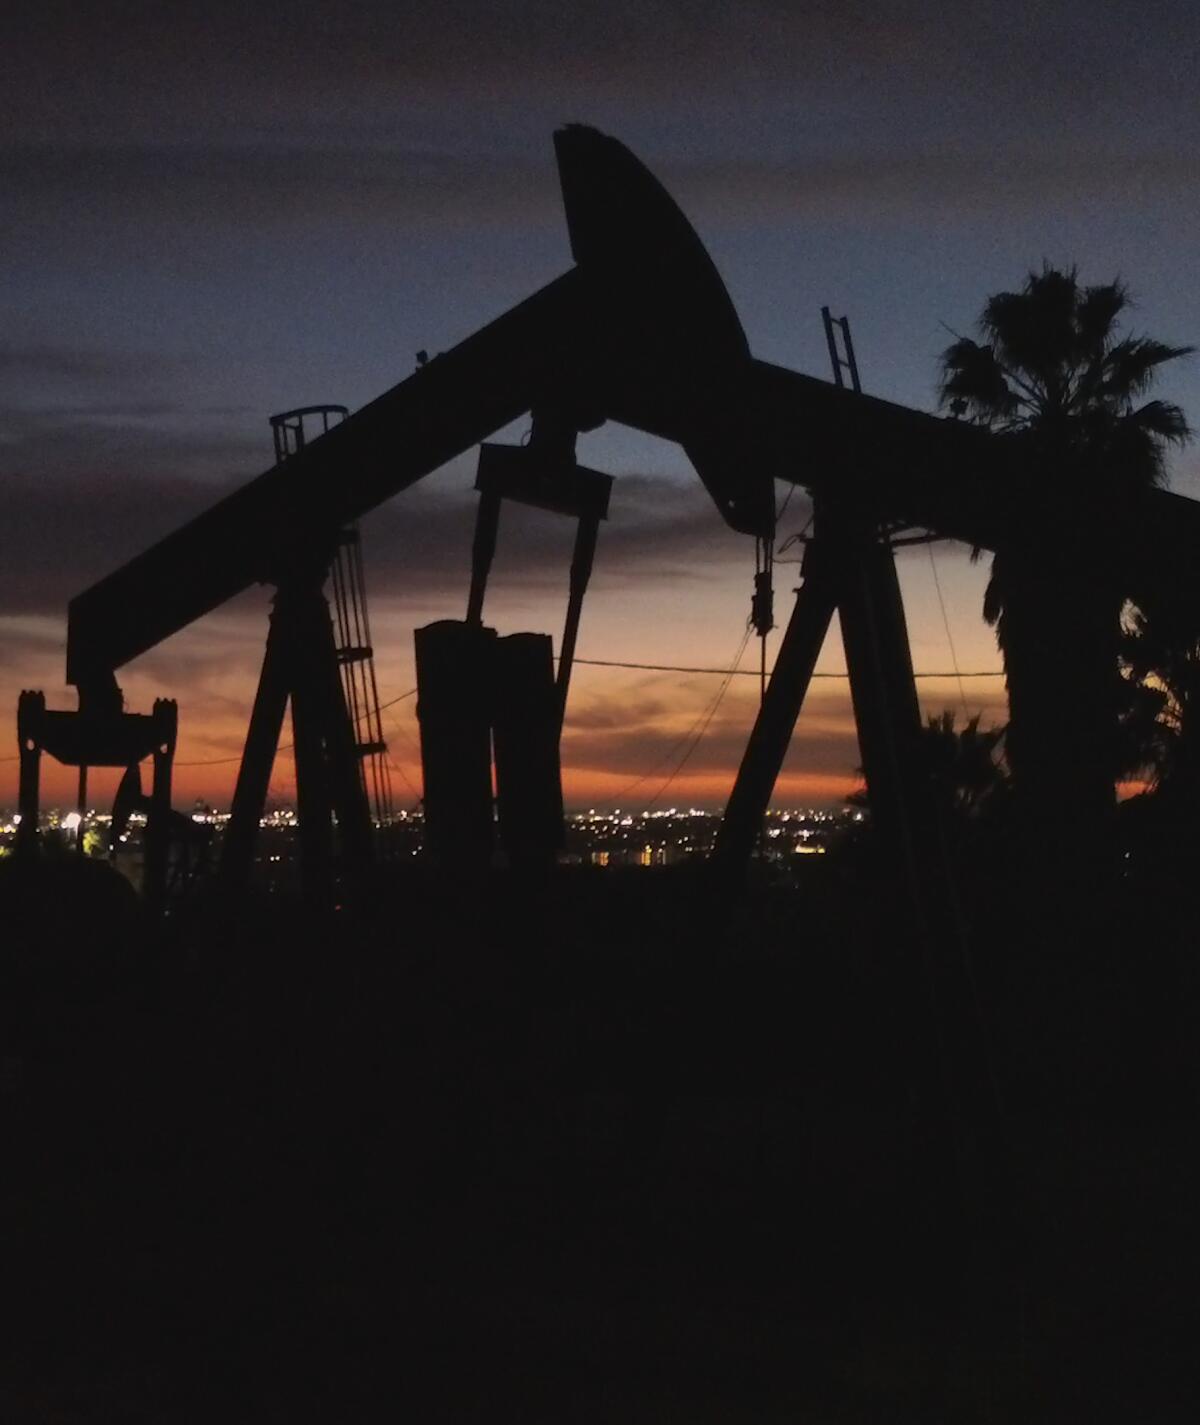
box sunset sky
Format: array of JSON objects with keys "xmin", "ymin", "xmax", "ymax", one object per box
[{"xmin": 4, "ymin": 1, "xmax": 1199, "ymax": 811}]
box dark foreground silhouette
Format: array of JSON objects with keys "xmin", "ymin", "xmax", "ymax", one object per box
[{"xmin": 1, "ymin": 849, "xmax": 1197, "ymax": 1423}]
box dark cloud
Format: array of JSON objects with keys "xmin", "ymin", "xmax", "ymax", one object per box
[
  {"xmin": 5, "ymin": 2, "xmax": 815, "ymax": 144},
  {"xmin": 119, "ymin": 603, "xmax": 276, "ymax": 716},
  {"xmin": 0, "ymin": 342, "xmax": 190, "ymax": 385},
  {"xmin": 674, "ymin": 151, "xmax": 1200, "ymax": 225},
  {"xmin": 5, "ymin": 1, "xmax": 1195, "ymax": 155},
  {"xmin": 0, "ymin": 617, "xmax": 63, "ymax": 675},
  {"xmin": 6, "ymin": 139, "xmax": 1197, "ymax": 254},
  {"xmin": 369, "ymin": 470, "xmax": 785, "ymax": 601},
  {"xmin": 566, "ymin": 693, "xmax": 671, "ymax": 731},
  {"xmin": 0, "ymin": 428, "xmax": 256, "ymax": 616},
  {"xmin": 561, "ymin": 685, "xmax": 859, "ymax": 779},
  {"xmin": 0, "ymin": 147, "xmax": 556, "ymax": 237},
  {"xmin": 0, "ymin": 406, "xmax": 258, "ymax": 478},
  {"xmin": 0, "ymin": 363, "xmax": 770, "ymax": 628}
]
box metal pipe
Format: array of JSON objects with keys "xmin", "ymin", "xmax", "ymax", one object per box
[{"xmin": 556, "ymin": 513, "xmax": 600, "ymax": 722}]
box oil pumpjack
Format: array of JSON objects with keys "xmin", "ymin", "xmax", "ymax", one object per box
[
  {"xmin": 15, "ymin": 124, "xmax": 1200, "ymax": 913},
  {"xmin": 18, "ymin": 122, "xmax": 1200, "ymax": 1191}
]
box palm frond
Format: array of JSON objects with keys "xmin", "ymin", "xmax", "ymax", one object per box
[
  {"xmin": 1074, "ymin": 279, "xmax": 1128, "ymax": 360},
  {"xmin": 1100, "ymin": 337, "xmax": 1196, "ymax": 402},
  {"xmin": 938, "ymin": 337, "xmax": 1018, "ymax": 423},
  {"xmin": 982, "ymin": 568, "xmax": 1003, "ymax": 627},
  {"xmin": 983, "ymin": 267, "xmax": 1079, "ymax": 386}
]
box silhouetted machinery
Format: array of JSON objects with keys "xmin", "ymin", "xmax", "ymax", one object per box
[
  {"xmin": 15, "ymin": 125, "xmax": 1200, "ymax": 914},
  {"xmin": 417, "ymin": 419, "xmax": 612, "ymax": 873}
]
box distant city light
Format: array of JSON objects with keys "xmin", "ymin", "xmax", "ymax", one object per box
[{"xmin": 0, "ymin": 803, "xmax": 860, "ymax": 879}]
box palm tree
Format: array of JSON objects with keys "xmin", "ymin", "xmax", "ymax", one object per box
[
  {"xmin": 1120, "ymin": 598, "xmax": 1200, "ymax": 801},
  {"xmin": 922, "ymin": 709, "xmax": 1009, "ymax": 822},
  {"xmin": 938, "ymin": 267, "xmax": 1191, "ymax": 863},
  {"xmin": 846, "ymin": 710, "xmax": 1009, "ymax": 834},
  {"xmin": 1116, "ymin": 598, "xmax": 1200, "ymax": 889}
]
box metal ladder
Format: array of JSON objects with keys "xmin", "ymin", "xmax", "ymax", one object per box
[
  {"xmin": 821, "ymin": 305, "xmax": 862, "ymax": 393},
  {"xmin": 270, "ymin": 406, "xmax": 395, "ymax": 843}
]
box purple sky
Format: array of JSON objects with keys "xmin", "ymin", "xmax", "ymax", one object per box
[{"xmin": 4, "ymin": 1, "xmax": 1199, "ymax": 806}]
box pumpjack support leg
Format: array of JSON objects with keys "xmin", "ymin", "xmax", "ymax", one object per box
[
  {"xmin": 712, "ymin": 545, "xmax": 839, "ymax": 875},
  {"xmin": 837, "ymin": 533, "xmax": 931, "ymax": 889},
  {"xmin": 220, "ymin": 612, "xmax": 292, "ymax": 889},
  {"xmin": 144, "ymin": 699, "xmax": 178, "ymax": 912},
  {"xmin": 290, "ymin": 665, "xmax": 336, "ymax": 901},
  {"xmin": 836, "ymin": 517, "xmax": 1002, "ymax": 1208},
  {"xmin": 221, "ymin": 576, "xmax": 375, "ymax": 903}
]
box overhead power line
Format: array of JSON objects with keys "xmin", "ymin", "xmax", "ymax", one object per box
[
  {"xmin": 925, "ymin": 543, "xmax": 970, "ymax": 714},
  {"xmin": 570, "ymin": 656, "xmax": 1003, "ymax": 680},
  {"xmin": 26, "ymin": 657, "xmax": 1005, "ymax": 775},
  {"xmin": 9, "ymin": 655, "xmax": 1009, "ymax": 775}
]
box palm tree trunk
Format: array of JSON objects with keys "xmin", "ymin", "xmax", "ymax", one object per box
[{"xmin": 994, "ymin": 541, "xmax": 1122, "ymax": 893}]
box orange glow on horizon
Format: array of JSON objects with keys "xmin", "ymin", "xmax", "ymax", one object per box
[
  {"xmin": 0, "ymin": 542, "xmax": 1006, "ymax": 815},
  {"xmin": 5, "ymin": 749, "xmax": 863, "ymax": 814}
]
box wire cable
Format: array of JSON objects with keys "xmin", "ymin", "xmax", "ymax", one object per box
[
  {"xmin": 926, "ymin": 543, "xmax": 970, "ymax": 715},
  {"xmin": 635, "ymin": 627, "xmax": 746, "ymax": 815},
  {"xmin": 571, "ymin": 656, "xmax": 1002, "ymax": 680},
  {"xmin": 597, "ymin": 627, "xmax": 754, "ymax": 808},
  {"xmin": 627, "ymin": 624, "xmax": 746, "ymax": 815}
]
